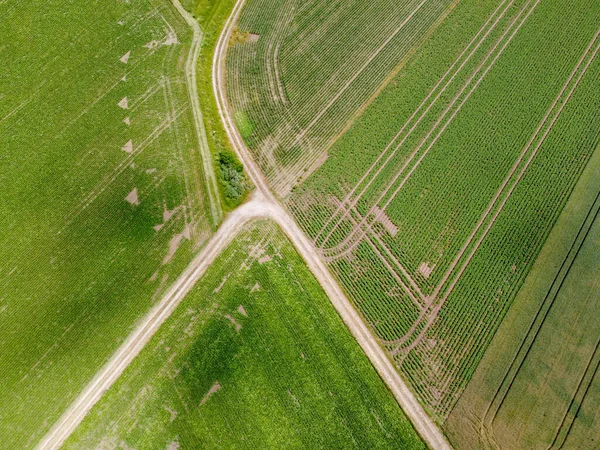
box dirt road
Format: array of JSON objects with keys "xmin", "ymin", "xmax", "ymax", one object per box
[
  {"xmin": 212, "ymin": 2, "xmax": 451, "ymax": 449},
  {"xmin": 37, "ymin": 0, "xmax": 452, "ymax": 448}
]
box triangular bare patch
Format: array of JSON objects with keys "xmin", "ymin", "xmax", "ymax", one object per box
[
  {"xmin": 120, "ymin": 51, "xmax": 131, "ymax": 64},
  {"xmin": 237, "ymin": 305, "xmax": 248, "ymax": 317},
  {"xmin": 123, "ymin": 116, "xmax": 130, "ymax": 126},
  {"xmin": 118, "ymin": 97, "xmax": 128, "ymax": 109},
  {"xmin": 122, "ymin": 139, "xmax": 133, "ymax": 153},
  {"xmin": 125, "ymin": 188, "xmax": 139, "ymax": 205}
]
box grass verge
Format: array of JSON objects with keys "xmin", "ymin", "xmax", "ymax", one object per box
[{"xmin": 187, "ymin": 0, "xmax": 251, "ymax": 209}]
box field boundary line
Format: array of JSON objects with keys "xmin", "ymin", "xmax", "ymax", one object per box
[
  {"xmin": 173, "ymin": 0, "xmax": 223, "ymax": 228},
  {"xmin": 479, "ymin": 185, "xmax": 600, "ymax": 450},
  {"xmin": 550, "ymin": 337, "xmax": 600, "ymax": 449}
]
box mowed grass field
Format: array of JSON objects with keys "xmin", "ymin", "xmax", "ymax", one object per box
[
  {"xmin": 445, "ymin": 142, "xmax": 600, "ymax": 449},
  {"xmin": 227, "ymin": 0, "xmax": 600, "ymax": 418},
  {"xmin": 64, "ymin": 221, "xmax": 426, "ymax": 450},
  {"xmin": 0, "ymin": 1, "xmax": 218, "ymax": 447}
]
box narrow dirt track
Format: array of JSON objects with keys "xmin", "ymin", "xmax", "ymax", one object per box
[
  {"xmin": 36, "ymin": 0, "xmax": 452, "ymax": 449},
  {"xmin": 172, "ymin": 0, "xmax": 223, "ymax": 226}
]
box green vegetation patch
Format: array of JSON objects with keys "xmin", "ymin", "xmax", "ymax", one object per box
[
  {"xmin": 445, "ymin": 143, "xmax": 600, "ymax": 449},
  {"xmin": 65, "ymin": 221, "xmax": 425, "ymax": 449},
  {"xmin": 234, "ymin": 109, "xmax": 254, "ymax": 138},
  {"xmin": 184, "ymin": 0, "xmax": 252, "ymax": 210},
  {"xmin": 0, "ymin": 1, "xmax": 216, "ymax": 447},
  {"xmin": 217, "ymin": 150, "xmax": 249, "ymax": 206}
]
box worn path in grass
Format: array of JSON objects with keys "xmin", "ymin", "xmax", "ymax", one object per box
[{"xmin": 37, "ymin": 0, "xmax": 451, "ymax": 448}]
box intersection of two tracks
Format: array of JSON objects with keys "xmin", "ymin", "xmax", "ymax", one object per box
[{"xmin": 37, "ymin": 1, "xmax": 451, "ymax": 449}]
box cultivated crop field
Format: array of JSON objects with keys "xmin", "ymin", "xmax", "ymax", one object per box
[
  {"xmin": 64, "ymin": 220, "xmax": 426, "ymax": 449},
  {"xmin": 0, "ymin": 0, "xmax": 218, "ymax": 446},
  {"xmin": 226, "ymin": 0, "xmax": 459, "ymax": 196},
  {"xmin": 446, "ymin": 143, "xmax": 600, "ymax": 449},
  {"xmin": 226, "ymin": 0, "xmax": 600, "ymax": 419}
]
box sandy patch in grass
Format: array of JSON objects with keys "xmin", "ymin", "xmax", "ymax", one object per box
[
  {"xmin": 225, "ymin": 313, "xmax": 242, "ymax": 332},
  {"xmin": 123, "ymin": 116, "xmax": 130, "ymax": 125},
  {"xmin": 122, "ymin": 139, "xmax": 133, "ymax": 153},
  {"xmin": 120, "ymin": 51, "xmax": 130, "ymax": 64},
  {"xmin": 118, "ymin": 97, "xmax": 128, "ymax": 109},
  {"xmin": 250, "ymin": 282, "xmax": 260, "ymax": 293},
  {"xmin": 163, "ymin": 226, "xmax": 191, "ymax": 265},
  {"xmin": 164, "ymin": 29, "xmax": 178, "ymax": 46},
  {"xmin": 182, "ymin": 224, "xmax": 191, "ymax": 240},
  {"xmin": 199, "ymin": 382, "xmax": 222, "ymax": 406},
  {"xmin": 145, "ymin": 40, "xmax": 160, "ymax": 50},
  {"xmin": 418, "ymin": 262, "xmax": 435, "ymax": 279},
  {"xmin": 125, "ymin": 188, "xmax": 139, "ymax": 205},
  {"xmin": 237, "ymin": 304, "xmax": 248, "ymax": 317},
  {"xmin": 213, "ymin": 273, "xmax": 230, "ymax": 293},
  {"xmin": 230, "ymin": 28, "xmax": 260, "ymax": 45},
  {"xmin": 258, "ymin": 254, "xmax": 271, "ymax": 264},
  {"xmin": 164, "ymin": 406, "xmax": 178, "ymax": 423},
  {"xmin": 372, "ymin": 206, "xmax": 398, "ymax": 237},
  {"xmin": 163, "ymin": 205, "xmax": 179, "ymax": 223}
]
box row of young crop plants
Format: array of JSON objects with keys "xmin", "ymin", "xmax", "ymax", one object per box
[
  {"xmin": 226, "ymin": 0, "xmax": 457, "ymax": 195},
  {"xmin": 290, "ymin": 2, "xmax": 536, "ymax": 253},
  {"xmin": 285, "ymin": 0, "xmax": 512, "ymax": 245},
  {"xmin": 309, "ymin": 0, "xmax": 546, "ymax": 272},
  {"xmin": 400, "ymin": 41, "xmax": 599, "ymax": 417},
  {"xmin": 293, "ymin": 0, "xmax": 597, "ymax": 300},
  {"xmin": 288, "ymin": 0, "xmax": 600, "ymax": 417}
]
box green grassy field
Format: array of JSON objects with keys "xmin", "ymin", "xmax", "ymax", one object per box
[
  {"xmin": 0, "ymin": 1, "xmax": 218, "ymax": 447},
  {"xmin": 64, "ymin": 220, "xmax": 426, "ymax": 449},
  {"xmin": 445, "ymin": 142, "xmax": 600, "ymax": 449},
  {"xmin": 278, "ymin": 0, "xmax": 600, "ymax": 417}
]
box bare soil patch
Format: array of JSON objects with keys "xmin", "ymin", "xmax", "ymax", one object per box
[
  {"xmin": 125, "ymin": 188, "xmax": 139, "ymax": 206},
  {"xmin": 199, "ymin": 382, "xmax": 222, "ymax": 406}
]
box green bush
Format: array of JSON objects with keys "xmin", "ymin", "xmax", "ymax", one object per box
[{"xmin": 217, "ymin": 151, "xmax": 248, "ymax": 206}]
